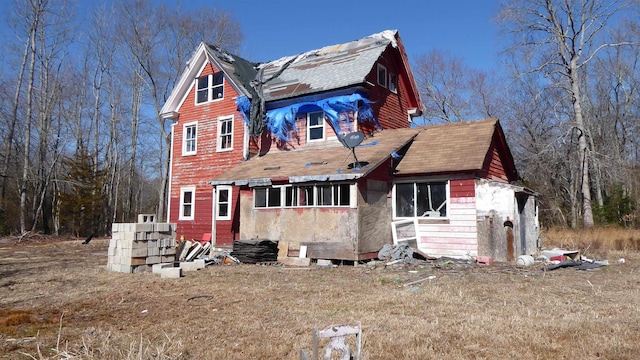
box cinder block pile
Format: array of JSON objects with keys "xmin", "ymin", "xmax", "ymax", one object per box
[{"xmin": 108, "ymin": 216, "xmax": 177, "ymax": 273}]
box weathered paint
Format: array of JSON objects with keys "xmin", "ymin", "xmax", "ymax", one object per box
[
  {"xmin": 168, "ymin": 61, "xmax": 246, "ymax": 244},
  {"xmin": 475, "ymin": 178, "xmax": 539, "ymax": 261},
  {"xmin": 416, "ymin": 192, "xmax": 478, "ymax": 259}
]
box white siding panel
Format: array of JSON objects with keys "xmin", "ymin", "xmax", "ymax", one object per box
[{"xmin": 416, "ymin": 196, "xmax": 478, "ymax": 259}]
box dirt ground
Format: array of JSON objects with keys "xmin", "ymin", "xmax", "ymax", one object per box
[{"xmin": 1, "ymin": 236, "xmax": 640, "ymax": 359}]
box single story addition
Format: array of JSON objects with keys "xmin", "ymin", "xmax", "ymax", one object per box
[{"xmin": 211, "ymin": 118, "xmax": 539, "ymax": 261}]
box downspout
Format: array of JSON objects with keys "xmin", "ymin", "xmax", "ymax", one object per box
[
  {"xmin": 166, "ymin": 121, "xmax": 177, "ymax": 223},
  {"xmin": 243, "ymin": 120, "xmax": 249, "ymax": 160},
  {"xmin": 211, "ymin": 186, "xmax": 217, "ymax": 246}
]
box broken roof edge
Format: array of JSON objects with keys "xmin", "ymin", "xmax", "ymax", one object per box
[
  {"xmin": 209, "ymin": 173, "xmax": 363, "ymax": 187},
  {"xmin": 258, "ymin": 29, "xmax": 399, "ymax": 70}
]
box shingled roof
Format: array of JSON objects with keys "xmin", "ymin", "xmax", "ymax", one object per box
[
  {"xmin": 210, "ymin": 128, "xmax": 419, "ymax": 186},
  {"xmin": 395, "ymin": 118, "xmax": 517, "ymax": 179}
]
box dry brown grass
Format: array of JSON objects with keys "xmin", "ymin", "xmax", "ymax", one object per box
[{"xmin": 1, "ymin": 229, "xmax": 640, "ymax": 359}]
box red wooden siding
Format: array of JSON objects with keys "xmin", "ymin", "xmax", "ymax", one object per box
[
  {"xmin": 169, "ymin": 61, "xmax": 246, "ymax": 243},
  {"xmin": 483, "ymin": 143, "xmax": 509, "ymax": 183},
  {"xmin": 365, "ymin": 47, "xmax": 415, "ymax": 130},
  {"xmin": 450, "ymin": 178, "xmax": 476, "ymax": 198}
]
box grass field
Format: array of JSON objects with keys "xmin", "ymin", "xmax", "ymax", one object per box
[{"xmin": 1, "ymin": 228, "xmax": 640, "ymax": 359}]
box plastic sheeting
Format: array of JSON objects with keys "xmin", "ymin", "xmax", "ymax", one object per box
[{"xmin": 235, "ymin": 93, "xmax": 381, "ymax": 142}]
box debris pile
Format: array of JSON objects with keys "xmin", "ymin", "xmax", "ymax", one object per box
[
  {"xmin": 231, "ymin": 239, "xmax": 278, "ymax": 264},
  {"xmin": 539, "ymin": 248, "xmax": 610, "ymax": 271}
]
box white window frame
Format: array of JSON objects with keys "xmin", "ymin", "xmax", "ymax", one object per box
[
  {"xmin": 392, "ymin": 180, "xmax": 450, "ymax": 219},
  {"xmin": 195, "ymin": 72, "xmax": 224, "ymax": 104},
  {"xmin": 389, "ymin": 72, "xmax": 398, "ymax": 93},
  {"xmin": 307, "ymin": 111, "xmax": 325, "ymax": 142},
  {"xmin": 180, "ymin": 186, "xmax": 196, "ymax": 221},
  {"xmin": 216, "ymin": 185, "xmax": 232, "ymax": 220},
  {"xmin": 183, "ymin": 122, "xmax": 197, "ymax": 156},
  {"xmin": 377, "ymin": 64, "xmax": 387, "ymax": 88},
  {"xmin": 254, "ymin": 184, "xmax": 352, "ymax": 209},
  {"xmin": 216, "ymin": 115, "xmax": 234, "ymax": 152},
  {"xmin": 254, "ymin": 186, "xmax": 283, "ymax": 208}
]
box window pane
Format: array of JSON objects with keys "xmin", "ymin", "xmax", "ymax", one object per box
[
  {"xmin": 183, "ymin": 191, "xmax": 192, "ymax": 204},
  {"xmin": 268, "ymin": 188, "xmax": 281, "ymax": 207},
  {"xmin": 416, "ymin": 182, "xmax": 447, "ymax": 217},
  {"xmin": 219, "ymin": 189, "xmax": 228, "ymax": 203},
  {"xmin": 183, "ymin": 204, "xmax": 191, "ymax": 217},
  {"xmin": 317, "ymin": 185, "xmax": 332, "ymax": 206},
  {"xmin": 338, "ymin": 184, "xmax": 350, "ymax": 206},
  {"xmin": 255, "ymin": 188, "xmax": 266, "ymax": 208},
  {"xmin": 395, "ymin": 183, "xmax": 414, "ymax": 217},
  {"xmin": 309, "ymin": 127, "xmax": 323, "ymax": 140},
  {"xmin": 285, "ymin": 186, "xmax": 296, "ymax": 206},
  {"xmin": 218, "ymin": 203, "xmax": 228, "ymax": 217},
  {"xmin": 299, "ymin": 186, "xmax": 314, "ymax": 206},
  {"xmin": 309, "ymin": 112, "xmax": 323, "ymax": 126},
  {"xmin": 212, "ymin": 86, "xmax": 223, "ymax": 99},
  {"xmin": 212, "ymin": 72, "xmax": 223, "ymax": 86}
]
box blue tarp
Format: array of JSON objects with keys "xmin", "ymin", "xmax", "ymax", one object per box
[{"xmin": 235, "ymin": 93, "xmax": 381, "ymax": 141}]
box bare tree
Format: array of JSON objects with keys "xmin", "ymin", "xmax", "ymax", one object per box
[
  {"xmin": 498, "ymin": 0, "xmax": 637, "ymax": 228},
  {"xmin": 116, "ymin": 0, "xmax": 242, "ymax": 222}
]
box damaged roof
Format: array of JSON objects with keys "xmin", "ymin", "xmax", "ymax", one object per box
[
  {"xmin": 210, "ymin": 119, "xmax": 518, "ymax": 186},
  {"xmin": 210, "ymin": 127, "xmax": 419, "ymax": 186},
  {"xmin": 258, "ymin": 30, "xmax": 398, "ymax": 101},
  {"xmin": 395, "ymin": 118, "xmax": 515, "ymax": 177}
]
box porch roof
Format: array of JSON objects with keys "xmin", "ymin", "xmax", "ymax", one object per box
[{"xmin": 210, "ymin": 128, "xmax": 419, "ymax": 186}]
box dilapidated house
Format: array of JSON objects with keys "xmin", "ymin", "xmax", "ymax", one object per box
[{"xmin": 160, "ymin": 29, "xmax": 538, "ymax": 262}]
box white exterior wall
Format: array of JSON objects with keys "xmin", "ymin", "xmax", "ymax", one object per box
[{"xmin": 475, "ymin": 180, "xmax": 516, "ymax": 220}]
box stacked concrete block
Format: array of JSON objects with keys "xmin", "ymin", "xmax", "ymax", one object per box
[{"xmin": 107, "ymin": 216, "xmax": 177, "ymax": 273}]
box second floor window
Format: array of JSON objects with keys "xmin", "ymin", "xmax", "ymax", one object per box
[
  {"xmin": 196, "ymin": 72, "xmax": 224, "ymax": 104},
  {"xmin": 183, "ymin": 123, "xmax": 197, "ymax": 156},
  {"xmin": 217, "ymin": 116, "xmax": 233, "ymax": 151},
  {"xmin": 307, "ymin": 111, "xmax": 325, "ymax": 141}
]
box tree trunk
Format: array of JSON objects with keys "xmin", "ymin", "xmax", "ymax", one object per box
[{"xmin": 570, "ymin": 59, "xmax": 594, "ymax": 228}]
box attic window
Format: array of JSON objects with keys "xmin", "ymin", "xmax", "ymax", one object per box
[
  {"xmin": 377, "ymin": 64, "xmax": 387, "ymax": 88},
  {"xmin": 196, "ymin": 72, "xmax": 224, "ymax": 104},
  {"xmin": 389, "ymin": 73, "xmax": 397, "ymax": 93}
]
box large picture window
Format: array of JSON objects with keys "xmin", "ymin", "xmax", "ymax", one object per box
[
  {"xmin": 394, "ymin": 181, "xmax": 448, "ymax": 218},
  {"xmin": 196, "ymin": 72, "xmax": 224, "ymax": 104},
  {"xmin": 180, "ymin": 186, "xmax": 196, "ymax": 220},
  {"xmin": 254, "ymin": 184, "xmax": 351, "ymax": 208}
]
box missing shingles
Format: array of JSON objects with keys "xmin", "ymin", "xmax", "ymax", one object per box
[{"xmin": 263, "ymin": 166, "xmax": 281, "ymax": 171}]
